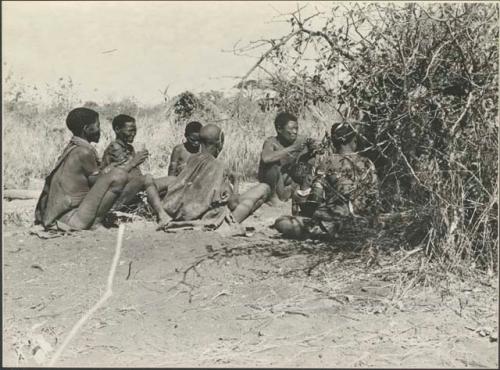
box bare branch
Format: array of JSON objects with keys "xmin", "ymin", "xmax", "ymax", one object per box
[{"xmin": 239, "ymin": 29, "xmax": 301, "ymax": 83}]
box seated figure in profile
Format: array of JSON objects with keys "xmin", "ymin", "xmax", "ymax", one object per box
[
  {"xmin": 101, "ymin": 113, "xmax": 173, "ymax": 226},
  {"xmin": 160, "ymin": 124, "xmax": 271, "ymax": 232},
  {"xmin": 274, "ymin": 121, "xmax": 380, "ymax": 239}
]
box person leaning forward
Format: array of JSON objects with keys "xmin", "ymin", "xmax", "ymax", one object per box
[
  {"xmin": 257, "ymin": 112, "xmax": 314, "ymax": 205},
  {"xmin": 34, "ymin": 108, "xmax": 146, "ymax": 230}
]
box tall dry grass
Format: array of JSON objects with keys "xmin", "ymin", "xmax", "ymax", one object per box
[{"xmin": 2, "ymin": 80, "xmax": 332, "ymax": 189}]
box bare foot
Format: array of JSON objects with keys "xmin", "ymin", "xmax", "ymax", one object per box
[
  {"xmin": 266, "ymin": 195, "xmax": 282, "ymax": 207},
  {"xmin": 216, "ymin": 221, "xmax": 245, "ymax": 237},
  {"xmin": 157, "ymin": 212, "xmax": 172, "ymax": 229}
]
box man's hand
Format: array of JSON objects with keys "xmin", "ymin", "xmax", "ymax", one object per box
[
  {"xmin": 287, "ymin": 138, "xmax": 308, "ymax": 155},
  {"xmin": 305, "ymin": 138, "xmax": 321, "ymax": 152},
  {"xmin": 131, "ymin": 150, "xmax": 149, "ymax": 167}
]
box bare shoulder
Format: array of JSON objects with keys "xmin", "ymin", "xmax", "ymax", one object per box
[
  {"xmin": 263, "ymin": 136, "xmax": 277, "ymax": 144},
  {"xmin": 66, "ymin": 146, "xmax": 98, "ymax": 173},
  {"xmin": 169, "ymin": 144, "xmax": 182, "ymax": 161},
  {"xmin": 172, "ymin": 143, "xmax": 185, "ymax": 154},
  {"xmin": 72, "ymin": 145, "xmax": 97, "ymax": 159},
  {"xmin": 262, "ymin": 136, "xmax": 279, "ymax": 148}
]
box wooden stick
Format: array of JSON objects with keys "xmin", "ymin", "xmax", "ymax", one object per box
[
  {"xmin": 3, "ymin": 189, "xmax": 40, "ymax": 200},
  {"xmin": 48, "ymin": 224, "xmax": 125, "ymax": 366}
]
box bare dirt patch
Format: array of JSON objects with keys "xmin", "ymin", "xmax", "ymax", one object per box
[{"xmin": 3, "ymin": 199, "xmax": 498, "ymax": 367}]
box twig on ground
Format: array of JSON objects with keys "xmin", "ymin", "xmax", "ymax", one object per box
[
  {"xmin": 396, "ymin": 247, "xmax": 423, "ymax": 265},
  {"xmin": 125, "ymin": 261, "xmax": 132, "ymax": 280},
  {"xmin": 48, "ymin": 224, "xmax": 125, "ymax": 366}
]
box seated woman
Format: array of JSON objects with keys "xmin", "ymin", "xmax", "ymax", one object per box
[
  {"xmin": 274, "ymin": 121, "xmax": 380, "ymax": 239},
  {"xmin": 160, "ymin": 124, "xmax": 270, "ymax": 231}
]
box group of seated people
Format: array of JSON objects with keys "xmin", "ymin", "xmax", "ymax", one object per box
[{"xmin": 34, "ymin": 107, "xmax": 379, "ymax": 239}]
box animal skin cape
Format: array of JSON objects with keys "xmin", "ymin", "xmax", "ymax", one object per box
[
  {"xmin": 162, "ymin": 152, "xmax": 232, "ymax": 225},
  {"xmin": 34, "ymin": 136, "xmax": 98, "ymax": 228}
]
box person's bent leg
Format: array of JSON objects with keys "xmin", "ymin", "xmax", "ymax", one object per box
[
  {"xmin": 259, "ymin": 164, "xmax": 282, "ymax": 205},
  {"xmin": 153, "ymin": 176, "xmax": 176, "ymax": 197},
  {"xmin": 143, "ymin": 174, "xmax": 171, "ymax": 226},
  {"xmin": 69, "ymin": 168, "xmax": 128, "ymax": 229},
  {"xmin": 113, "ymin": 175, "xmax": 146, "ymax": 210},
  {"xmin": 230, "ymin": 183, "xmax": 270, "ymax": 223},
  {"xmin": 276, "ymin": 171, "xmax": 294, "ymax": 202}
]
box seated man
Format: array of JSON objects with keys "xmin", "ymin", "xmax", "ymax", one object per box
[
  {"xmin": 160, "ymin": 124, "xmax": 270, "ymax": 230},
  {"xmin": 168, "ymin": 121, "xmax": 203, "ymax": 176},
  {"xmin": 34, "ymin": 107, "xmax": 158, "ymax": 230},
  {"xmin": 257, "ymin": 112, "xmax": 314, "ymax": 205},
  {"xmin": 274, "ymin": 121, "xmax": 380, "ymax": 239},
  {"xmin": 101, "ymin": 114, "xmax": 172, "ymax": 225}
]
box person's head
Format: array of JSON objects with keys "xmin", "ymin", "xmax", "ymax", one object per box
[
  {"xmin": 112, "ymin": 114, "xmax": 136, "ymax": 144},
  {"xmin": 330, "ymin": 121, "xmax": 357, "ymax": 150},
  {"xmin": 274, "ymin": 112, "xmax": 299, "ymax": 145},
  {"xmin": 199, "ymin": 123, "xmax": 224, "ymax": 158},
  {"xmin": 66, "ymin": 107, "xmax": 100, "ymax": 143},
  {"xmin": 184, "ymin": 121, "xmax": 203, "ymax": 149}
]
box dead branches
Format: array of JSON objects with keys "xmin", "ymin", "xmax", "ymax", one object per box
[{"xmin": 240, "ymin": 29, "xmax": 302, "ymax": 84}]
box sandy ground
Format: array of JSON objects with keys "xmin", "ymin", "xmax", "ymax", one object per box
[{"xmin": 2, "ymin": 196, "xmax": 499, "ymax": 368}]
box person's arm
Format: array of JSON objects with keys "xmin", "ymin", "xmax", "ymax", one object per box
[
  {"xmin": 228, "ymin": 170, "xmax": 240, "ymax": 194},
  {"xmin": 76, "ymin": 147, "xmax": 101, "ymax": 186},
  {"xmin": 121, "ymin": 151, "xmax": 148, "ymax": 173},
  {"xmin": 99, "ymin": 150, "xmax": 148, "ymax": 180},
  {"xmin": 260, "ymin": 137, "xmax": 306, "ymax": 164},
  {"xmin": 168, "ymin": 146, "xmax": 182, "ymax": 176}
]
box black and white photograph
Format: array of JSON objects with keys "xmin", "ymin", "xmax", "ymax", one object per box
[{"xmin": 2, "ymin": 1, "xmax": 499, "ymax": 367}]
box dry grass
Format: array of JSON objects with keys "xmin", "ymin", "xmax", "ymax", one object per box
[{"xmin": 3, "ymin": 88, "xmax": 331, "ymax": 188}]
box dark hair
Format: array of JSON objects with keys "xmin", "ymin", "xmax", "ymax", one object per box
[
  {"xmin": 112, "ymin": 114, "xmax": 135, "ymax": 131},
  {"xmin": 66, "ymin": 107, "xmax": 99, "ymax": 135},
  {"xmin": 330, "ymin": 122, "xmax": 356, "ymax": 148},
  {"xmin": 274, "ymin": 112, "xmax": 297, "ymax": 130},
  {"xmin": 185, "ymin": 121, "xmax": 203, "ymax": 135}
]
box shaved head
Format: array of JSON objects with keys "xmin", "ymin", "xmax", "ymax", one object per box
[
  {"xmin": 199, "ymin": 123, "xmax": 224, "ymax": 157},
  {"xmin": 200, "ymin": 124, "xmax": 223, "ymax": 145}
]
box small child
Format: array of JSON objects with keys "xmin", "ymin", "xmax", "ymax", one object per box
[
  {"xmin": 168, "ymin": 121, "xmax": 203, "ymax": 176},
  {"xmin": 101, "ymin": 114, "xmax": 172, "ymax": 225}
]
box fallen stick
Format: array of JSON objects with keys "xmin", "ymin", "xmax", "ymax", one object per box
[
  {"xmin": 396, "ymin": 246, "xmax": 423, "ymax": 265},
  {"xmin": 48, "ymin": 224, "xmax": 125, "ymax": 366},
  {"xmin": 3, "ymin": 189, "xmax": 40, "ymax": 200}
]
